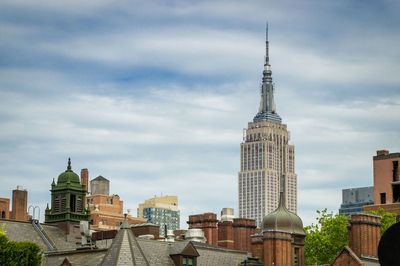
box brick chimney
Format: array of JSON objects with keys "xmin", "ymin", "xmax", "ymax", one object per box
[
  {"xmin": 80, "ymin": 168, "xmax": 89, "ymax": 194},
  {"xmin": 348, "ymin": 213, "xmax": 381, "ymax": 257},
  {"xmin": 10, "ymin": 186, "xmax": 27, "ymax": 221},
  {"xmin": 217, "ymin": 220, "xmax": 234, "ymax": 249},
  {"xmin": 187, "ymin": 212, "xmax": 218, "ymax": 246}
]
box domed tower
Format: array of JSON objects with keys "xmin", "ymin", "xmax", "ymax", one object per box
[
  {"xmin": 261, "ymin": 191, "xmax": 305, "ymax": 266},
  {"xmin": 45, "ymin": 158, "xmax": 90, "ymax": 224}
]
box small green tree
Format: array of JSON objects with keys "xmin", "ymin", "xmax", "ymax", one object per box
[
  {"xmin": 0, "ymin": 223, "xmax": 42, "ymax": 266},
  {"xmin": 304, "ymin": 209, "xmax": 349, "ymax": 265},
  {"xmin": 365, "ymin": 207, "xmax": 396, "ymax": 235}
]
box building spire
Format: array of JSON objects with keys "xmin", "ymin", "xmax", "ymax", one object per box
[
  {"xmin": 265, "ymin": 22, "xmax": 269, "ymax": 66},
  {"xmin": 253, "ymin": 24, "xmax": 282, "ymax": 124},
  {"xmin": 67, "ymin": 157, "xmax": 71, "ymax": 171}
]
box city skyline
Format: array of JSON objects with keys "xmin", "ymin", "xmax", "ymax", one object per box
[{"xmin": 1, "ymin": 1, "xmax": 400, "ymax": 228}]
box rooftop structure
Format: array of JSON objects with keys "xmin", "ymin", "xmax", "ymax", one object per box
[{"xmin": 45, "ymin": 158, "xmax": 90, "ymax": 224}]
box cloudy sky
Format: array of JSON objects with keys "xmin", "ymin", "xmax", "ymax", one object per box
[{"xmin": 1, "ymin": 0, "xmax": 399, "ymax": 228}]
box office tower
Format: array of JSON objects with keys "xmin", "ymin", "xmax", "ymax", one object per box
[
  {"xmin": 137, "ymin": 195, "xmax": 180, "ymax": 237},
  {"xmin": 339, "ymin": 186, "xmax": 374, "ymax": 216},
  {"xmin": 238, "ymin": 26, "xmax": 298, "ymax": 227}
]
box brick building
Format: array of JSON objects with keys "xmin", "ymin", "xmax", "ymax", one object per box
[
  {"xmin": 0, "ymin": 186, "xmax": 28, "ymax": 221},
  {"xmin": 363, "ymin": 150, "xmax": 400, "ymax": 216},
  {"xmin": 85, "ymin": 171, "xmax": 146, "ymax": 230}
]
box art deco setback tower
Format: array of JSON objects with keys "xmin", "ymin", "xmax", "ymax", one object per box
[{"xmin": 238, "ymin": 26, "xmax": 297, "ymax": 227}]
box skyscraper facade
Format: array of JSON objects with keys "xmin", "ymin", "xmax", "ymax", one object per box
[{"xmin": 238, "ymin": 27, "xmax": 298, "ymax": 227}]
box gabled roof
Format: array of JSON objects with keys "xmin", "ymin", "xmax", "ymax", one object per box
[
  {"xmin": 169, "ymin": 241, "xmax": 199, "ymax": 257},
  {"xmin": 331, "ymin": 246, "xmax": 364, "ymax": 266}
]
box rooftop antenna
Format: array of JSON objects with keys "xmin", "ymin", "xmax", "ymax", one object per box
[{"xmin": 265, "ymin": 22, "xmax": 270, "ymax": 66}]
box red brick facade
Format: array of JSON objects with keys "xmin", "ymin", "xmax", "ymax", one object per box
[
  {"xmin": 363, "ymin": 150, "xmax": 400, "ymax": 215},
  {"xmin": 10, "ymin": 188, "xmax": 27, "ymax": 221},
  {"xmin": 232, "ymin": 218, "xmax": 256, "ymax": 252},
  {"xmin": 80, "ymin": 169, "xmax": 89, "ymax": 194},
  {"xmin": 373, "ymin": 150, "xmax": 400, "ymax": 204},
  {"xmin": 263, "ymin": 231, "xmax": 292, "ymax": 266},
  {"xmin": 131, "ymin": 224, "xmax": 160, "ymax": 238},
  {"xmin": 331, "ymin": 246, "xmax": 364, "ymax": 266},
  {"xmin": 250, "ymin": 234, "xmax": 263, "ymax": 262},
  {"xmin": 87, "ymin": 194, "xmax": 146, "ymax": 230},
  {"xmin": 0, "ymin": 198, "xmax": 10, "ymax": 219},
  {"xmin": 187, "ymin": 213, "xmax": 256, "ymax": 252},
  {"xmin": 332, "ymin": 213, "xmax": 381, "ymax": 265},
  {"xmin": 217, "ymin": 221, "xmax": 234, "ymax": 249},
  {"xmin": 348, "ymin": 214, "xmax": 381, "ymax": 257}
]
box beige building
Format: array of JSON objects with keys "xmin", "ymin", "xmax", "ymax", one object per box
[
  {"xmin": 137, "ymin": 195, "xmax": 179, "ymax": 237},
  {"xmin": 238, "ymin": 27, "xmax": 297, "ymax": 227}
]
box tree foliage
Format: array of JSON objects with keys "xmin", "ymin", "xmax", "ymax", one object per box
[
  {"xmin": 365, "ymin": 207, "xmax": 397, "ymax": 235},
  {"xmin": 304, "ymin": 209, "xmax": 349, "ymax": 265},
  {"xmin": 0, "ymin": 223, "xmax": 42, "ymax": 266},
  {"xmin": 304, "ymin": 208, "xmax": 397, "ymax": 265}
]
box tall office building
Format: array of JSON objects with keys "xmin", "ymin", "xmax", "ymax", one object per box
[
  {"xmin": 238, "ymin": 26, "xmax": 298, "ymax": 227},
  {"xmin": 137, "ymin": 195, "xmax": 180, "ymax": 237}
]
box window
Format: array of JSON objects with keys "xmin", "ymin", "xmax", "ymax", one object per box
[
  {"xmin": 70, "ymin": 194, "xmax": 76, "ymax": 212},
  {"xmin": 381, "ymin": 193, "xmax": 386, "ymax": 204},
  {"xmin": 183, "ymin": 257, "xmax": 194, "ymax": 266}
]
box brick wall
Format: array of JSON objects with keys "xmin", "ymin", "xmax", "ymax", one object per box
[
  {"xmin": 217, "ymin": 221, "xmax": 234, "ymax": 249},
  {"xmin": 373, "ymin": 151, "xmax": 400, "ymax": 204},
  {"xmin": 80, "ymin": 169, "xmax": 89, "ymax": 194},
  {"xmin": 348, "ymin": 214, "xmax": 381, "ymax": 257},
  {"xmin": 250, "ymin": 234, "xmax": 263, "ymax": 262},
  {"xmin": 131, "ymin": 225, "xmax": 160, "ymax": 238},
  {"xmin": 233, "ymin": 218, "xmax": 256, "ymax": 252},
  {"xmin": 0, "ymin": 198, "xmax": 10, "ymax": 219},
  {"xmin": 263, "ymin": 231, "xmax": 292, "ymax": 266}
]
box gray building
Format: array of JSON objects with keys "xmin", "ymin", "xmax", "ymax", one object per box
[{"xmin": 339, "ymin": 186, "xmax": 374, "ymax": 216}]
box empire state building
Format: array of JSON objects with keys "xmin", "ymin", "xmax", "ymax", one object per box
[{"xmin": 238, "ymin": 27, "xmax": 297, "ymax": 227}]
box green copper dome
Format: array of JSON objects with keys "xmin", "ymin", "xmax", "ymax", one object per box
[
  {"xmin": 57, "ymin": 158, "xmax": 80, "ymax": 184},
  {"xmin": 262, "ymin": 192, "xmax": 306, "ymax": 236}
]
